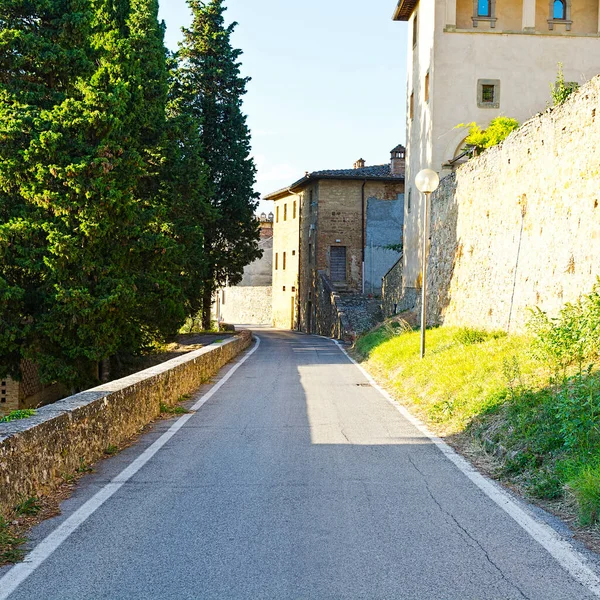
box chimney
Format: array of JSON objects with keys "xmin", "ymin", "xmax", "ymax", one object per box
[
  {"xmin": 354, "ymin": 158, "xmax": 366, "ymax": 169},
  {"xmin": 390, "ymin": 144, "xmax": 406, "ymax": 176}
]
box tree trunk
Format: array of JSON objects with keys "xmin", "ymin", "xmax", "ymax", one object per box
[
  {"xmin": 100, "ymin": 357, "xmax": 111, "ymax": 383},
  {"xmin": 202, "ymin": 285, "xmax": 213, "ymax": 331}
]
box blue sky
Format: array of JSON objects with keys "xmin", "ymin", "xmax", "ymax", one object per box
[{"xmin": 158, "ymin": 0, "xmax": 408, "ymax": 212}]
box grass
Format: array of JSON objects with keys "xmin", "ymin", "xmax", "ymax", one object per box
[
  {"xmin": 0, "ymin": 517, "xmax": 25, "ymax": 564},
  {"xmin": 354, "ymin": 320, "xmax": 600, "ymax": 527},
  {"xmin": 355, "ymin": 324, "xmax": 538, "ymax": 435},
  {"xmin": 0, "ymin": 409, "xmax": 36, "ymax": 424},
  {"xmin": 160, "ymin": 394, "xmax": 192, "ymax": 416}
]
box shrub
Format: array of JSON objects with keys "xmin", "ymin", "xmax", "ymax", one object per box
[
  {"xmin": 456, "ymin": 117, "xmax": 520, "ymax": 153},
  {"xmin": 0, "ymin": 409, "xmax": 36, "ymax": 424},
  {"xmin": 550, "ymin": 62, "xmax": 579, "ymax": 106},
  {"xmin": 569, "ymin": 465, "xmax": 600, "ymax": 525}
]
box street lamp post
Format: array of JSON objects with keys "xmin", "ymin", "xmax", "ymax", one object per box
[{"xmin": 415, "ymin": 168, "xmax": 440, "ymax": 359}]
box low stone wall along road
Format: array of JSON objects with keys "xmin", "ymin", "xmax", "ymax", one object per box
[{"xmin": 1, "ymin": 330, "xmax": 599, "ymax": 599}]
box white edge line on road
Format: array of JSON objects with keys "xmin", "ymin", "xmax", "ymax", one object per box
[
  {"xmin": 0, "ymin": 336, "xmax": 261, "ymax": 600},
  {"xmin": 333, "ymin": 339, "xmax": 600, "ymax": 598}
]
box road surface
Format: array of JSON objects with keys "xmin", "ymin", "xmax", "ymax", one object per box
[{"xmin": 1, "ymin": 330, "xmax": 599, "ymax": 599}]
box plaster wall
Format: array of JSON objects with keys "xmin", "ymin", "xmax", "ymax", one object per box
[
  {"xmin": 272, "ymin": 194, "xmax": 300, "ymax": 329},
  {"xmin": 365, "ymin": 194, "xmax": 404, "ymax": 294},
  {"xmin": 403, "ymin": 0, "xmax": 600, "ymax": 291}
]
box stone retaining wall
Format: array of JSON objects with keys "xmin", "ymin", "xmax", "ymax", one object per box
[
  {"xmin": 411, "ymin": 76, "xmax": 600, "ymax": 331},
  {"xmin": 0, "ymin": 331, "xmax": 252, "ymax": 517}
]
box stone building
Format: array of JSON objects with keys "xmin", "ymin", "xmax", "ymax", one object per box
[
  {"xmin": 265, "ymin": 148, "xmax": 405, "ymax": 332},
  {"xmin": 1, "ymin": 362, "xmax": 66, "ymax": 416},
  {"xmin": 215, "ymin": 215, "xmax": 274, "ymax": 325},
  {"xmin": 394, "ymin": 0, "xmax": 600, "ymax": 301}
]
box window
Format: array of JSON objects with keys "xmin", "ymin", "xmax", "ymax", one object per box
[
  {"xmin": 222, "ymin": 290, "xmax": 225, "ymax": 305},
  {"xmin": 283, "ymin": 252, "xmax": 287, "ymax": 270},
  {"xmin": 412, "ymin": 12, "xmax": 418, "ymax": 47},
  {"xmin": 482, "ymin": 85, "xmax": 495, "ymax": 103},
  {"xmin": 283, "ymin": 286, "xmax": 286, "ymax": 292},
  {"xmin": 407, "ymin": 189, "xmax": 412, "ymax": 214},
  {"xmin": 276, "ymin": 206, "xmax": 279, "ymax": 223},
  {"xmin": 409, "ymin": 92, "xmax": 414, "ymax": 120},
  {"xmin": 330, "ymin": 246, "xmax": 347, "ymax": 283},
  {"xmin": 477, "ymin": 79, "xmax": 500, "ymax": 109},
  {"xmin": 292, "ymin": 250, "xmax": 296, "ymax": 256},
  {"xmin": 284, "ymin": 204, "xmax": 287, "ymax": 221},
  {"xmin": 293, "ymin": 201, "xmax": 297, "ymax": 219},
  {"xmin": 424, "ymin": 72, "xmax": 430, "ymax": 103},
  {"xmin": 548, "ymin": 0, "xmax": 571, "ymax": 29},
  {"xmin": 472, "ymin": 0, "xmax": 497, "ymax": 27},
  {"xmin": 275, "ymin": 253, "xmax": 278, "ymax": 270},
  {"xmin": 553, "ymin": 0, "xmax": 565, "ymax": 18}
]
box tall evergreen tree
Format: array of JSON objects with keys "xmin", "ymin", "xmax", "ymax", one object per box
[
  {"xmin": 0, "ymin": 0, "xmax": 185, "ymax": 388},
  {"xmin": 162, "ymin": 57, "xmax": 214, "ymax": 317},
  {"xmin": 179, "ymin": 0, "xmax": 261, "ymax": 329}
]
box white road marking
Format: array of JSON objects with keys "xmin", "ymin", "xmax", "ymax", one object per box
[
  {"xmin": 0, "ymin": 336, "xmax": 261, "ymax": 600},
  {"xmin": 333, "ymin": 339, "xmax": 600, "ymax": 598}
]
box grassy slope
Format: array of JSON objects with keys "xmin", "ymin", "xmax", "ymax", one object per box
[{"xmin": 354, "ymin": 324, "xmax": 600, "ymax": 526}]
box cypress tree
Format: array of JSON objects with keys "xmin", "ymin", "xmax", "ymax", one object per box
[
  {"xmin": 179, "ymin": 0, "xmax": 261, "ymax": 329},
  {"xmin": 0, "ymin": 0, "xmax": 185, "ymax": 388}
]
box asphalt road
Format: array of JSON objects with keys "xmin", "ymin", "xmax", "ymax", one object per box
[{"xmin": 1, "ymin": 329, "xmax": 599, "ymax": 599}]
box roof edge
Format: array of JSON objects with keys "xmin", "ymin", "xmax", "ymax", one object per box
[
  {"xmin": 393, "ymin": 0, "xmax": 418, "ymax": 21},
  {"xmin": 264, "ymin": 171, "xmax": 405, "ymax": 201}
]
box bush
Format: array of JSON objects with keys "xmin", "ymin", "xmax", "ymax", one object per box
[
  {"xmin": 456, "ymin": 117, "xmax": 520, "ymax": 153},
  {"xmin": 0, "ymin": 409, "xmax": 36, "ymax": 424},
  {"xmin": 550, "ymin": 62, "xmax": 579, "ymax": 106},
  {"xmin": 569, "ymin": 465, "xmax": 600, "ymax": 525}
]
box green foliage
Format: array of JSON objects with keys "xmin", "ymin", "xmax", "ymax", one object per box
[
  {"xmin": 0, "ymin": 517, "xmax": 25, "ymax": 564},
  {"xmin": 356, "ymin": 282, "xmax": 600, "ymax": 525},
  {"xmin": 550, "ymin": 62, "xmax": 579, "ymax": 106},
  {"xmin": 528, "ymin": 279, "xmax": 600, "ymax": 378},
  {"xmin": 160, "ymin": 402, "xmax": 190, "ymax": 415},
  {"xmin": 384, "ymin": 243, "xmax": 403, "ymax": 253},
  {"xmin": 14, "ymin": 496, "xmax": 41, "ymax": 517},
  {"xmin": 456, "ymin": 117, "xmax": 520, "ymax": 153},
  {"xmin": 569, "ymin": 464, "xmax": 600, "ymax": 525},
  {"xmin": 179, "ymin": 0, "xmax": 261, "ymax": 328},
  {"xmin": 0, "ymin": 409, "xmax": 36, "ymax": 424},
  {"xmin": 454, "ymin": 327, "xmax": 506, "ymax": 346}
]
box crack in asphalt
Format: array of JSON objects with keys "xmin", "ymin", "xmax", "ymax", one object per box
[{"xmin": 407, "ymin": 454, "xmax": 531, "ymax": 600}]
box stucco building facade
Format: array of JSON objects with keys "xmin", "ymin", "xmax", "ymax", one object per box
[
  {"xmin": 266, "ymin": 150, "xmax": 405, "ymax": 332},
  {"xmin": 394, "ymin": 0, "xmax": 600, "ymax": 297},
  {"xmin": 215, "ymin": 216, "xmax": 274, "ymax": 326}
]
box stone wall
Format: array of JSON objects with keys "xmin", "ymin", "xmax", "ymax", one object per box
[
  {"xmin": 313, "ymin": 271, "xmax": 344, "ymax": 339},
  {"xmin": 0, "ymin": 332, "xmax": 252, "ymax": 516},
  {"xmin": 418, "ymin": 76, "xmax": 600, "ymax": 331}
]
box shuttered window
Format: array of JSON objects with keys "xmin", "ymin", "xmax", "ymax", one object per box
[{"xmin": 330, "ymin": 246, "xmax": 347, "ymax": 282}]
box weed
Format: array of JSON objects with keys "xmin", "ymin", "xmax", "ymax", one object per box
[
  {"xmin": 568, "ymin": 465, "xmax": 600, "ymax": 525},
  {"xmin": 0, "ymin": 517, "xmax": 25, "ymax": 564},
  {"xmin": 550, "ymin": 62, "xmax": 579, "ymax": 106},
  {"xmin": 0, "ymin": 409, "xmax": 36, "ymax": 424},
  {"xmin": 76, "ymin": 460, "xmax": 93, "ymax": 474},
  {"xmin": 14, "ymin": 497, "xmax": 41, "ymax": 517},
  {"xmin": 160, "ymin": 402, "xmax": 190, "ymax": 415},
  {"xmin": 103, "ymin": 445, "xmax": 118, "ymax": 456}
]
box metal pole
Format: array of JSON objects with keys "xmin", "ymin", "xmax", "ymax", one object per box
[{"xmin": 420, "ymin": 191, "xmax": 430, "ymax": 359}]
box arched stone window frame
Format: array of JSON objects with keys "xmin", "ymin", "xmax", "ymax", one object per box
[
  {"xmin": 472, "ymin": 0, "xmax": 497, "ymax": 27},
  {"xmin": 548, "ymin": 0, "xmax": 572, "ymax": 30}
]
